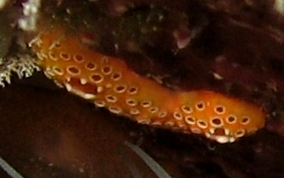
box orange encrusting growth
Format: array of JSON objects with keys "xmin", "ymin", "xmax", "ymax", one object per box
[
  {"xmin": 173, "ymin": 91, "xmax": 265, "ymax": 143},
  {"xmin": 30, "ymin": 26, "xmax": 265, "ymax": 143}
]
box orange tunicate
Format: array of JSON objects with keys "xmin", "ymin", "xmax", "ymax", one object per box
[
  {"xmin": 30, "ymin": 26, "xmax": 265, "ymax": 143},
  {"xmin": 174, "ymin": 91, "xmax": 265, "ymax": 143}
]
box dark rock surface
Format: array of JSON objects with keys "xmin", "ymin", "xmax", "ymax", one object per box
[{"xmin": 1, "ymin": 0, "xmax": 284, "ymax": 177}]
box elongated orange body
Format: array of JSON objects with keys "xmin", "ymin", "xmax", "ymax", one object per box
[{"xmin": 30, "ymin": 26, "xmax": 265, "ymax": 143}]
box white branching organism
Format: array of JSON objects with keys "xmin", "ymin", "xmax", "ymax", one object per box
[
  {"xmin": 18, "ymin": 0, "xmax": 41, "ymax": 31},
  {"xmin": 0, "ymin": 55, "xmax": 40, "ymax": 87}
]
